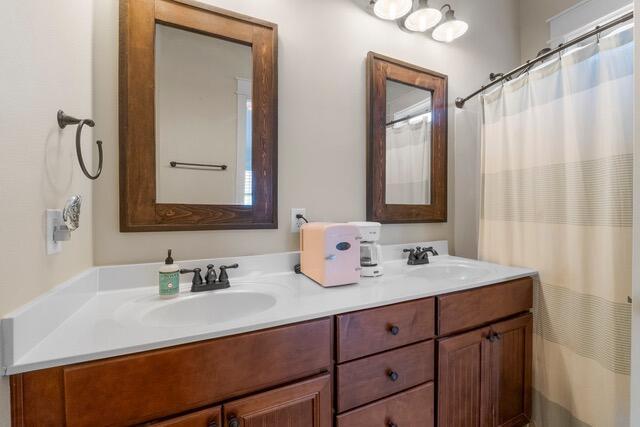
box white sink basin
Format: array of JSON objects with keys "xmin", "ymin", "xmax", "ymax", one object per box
[
  {"xmin": 406, "ymin": 262, "xmax": 493, "ymax": 283},
  {"xmin": 140, "ymin": 290, "xmax": 277, "ymax": 327}
]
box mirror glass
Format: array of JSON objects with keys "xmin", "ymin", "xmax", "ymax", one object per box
[
  {"xmin": 385, "ymin": 79, "xmax": 432, "ymax": 205},
  {"xmin": 155, "ymin": 23, "xmax": 253, "ymax": 206}
]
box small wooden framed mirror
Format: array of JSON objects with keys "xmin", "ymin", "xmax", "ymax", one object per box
[
  {"xmin": 119, "ymin": 0, "xmax": 277, "ymax": 231},
  {"xmin": 366, "ymin": 52, "xmax": 447, "ymax": 223}
]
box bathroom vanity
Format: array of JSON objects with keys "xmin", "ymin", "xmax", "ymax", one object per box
[{"xmin": 4, "ymin": 242, "xmax": 534, "ymax": 427}]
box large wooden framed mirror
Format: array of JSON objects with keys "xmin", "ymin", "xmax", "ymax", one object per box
[
  {"xmin": 366, "ymin": 52, "xmax": 447, "ymax": 223},
  {"xmin": 119, "ymin": 0, "xmax": 277, "ymax": 231}
]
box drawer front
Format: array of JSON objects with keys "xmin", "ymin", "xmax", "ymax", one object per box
[
  {"xmin": 337, "ymin": 340, "xmax": 434, "ymax": 412},
  {"xmin": 337, "ymin": 298, "xmax": 435, "ymax": 362},
  {"xmin": 146, "ymin": 406, "xmax": 221, "ymax": 426},
  {"xmin": 438, "ymin": 277, "xmax": 533, "ymax": 336},
  {"xmin": 60, "ymin": 318, "xmax": 331, "ymax": 427},
  {"xmin": 336, "ymin": 383, "xmax": 434, "ymax": 427}
]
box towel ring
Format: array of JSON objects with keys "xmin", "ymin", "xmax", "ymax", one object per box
[{"xmin": 57, "ymin": 110, "xmax": 104, "ymax": 180}]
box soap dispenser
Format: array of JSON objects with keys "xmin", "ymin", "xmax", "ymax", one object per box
[{"xmin": 159, "ymin": 249, "xmax": 180, "ymax": 298}]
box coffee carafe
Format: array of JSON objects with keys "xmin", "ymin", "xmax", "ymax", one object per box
[{"xmin": 349, "ymin": 222, "xmax": 384, "ymax": 277}]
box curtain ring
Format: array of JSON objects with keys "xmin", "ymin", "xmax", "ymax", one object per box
[
  {"xmin": 75, "ymin": 119, "xmax": 103, "ymax": 180},
  {"xmin": 596, "ymin": 26, "xmax": 601, "ymax": 44}
]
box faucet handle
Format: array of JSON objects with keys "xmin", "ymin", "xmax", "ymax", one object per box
[
  {"xmin": 218, "ymin": 264, "xmax": 239, "ymax": 283},
  {"xmin": 180, "ymin": 268, "xmax": 203, "ymax": 286}
]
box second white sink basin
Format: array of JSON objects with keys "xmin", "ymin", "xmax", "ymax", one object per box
[
  {"xmin": 140, "ymin": 290, "xmax": 277, "ymax": 327},
  {"xmin": 406, "ymin": 261, "xmax": 493, "ymax": 284}
]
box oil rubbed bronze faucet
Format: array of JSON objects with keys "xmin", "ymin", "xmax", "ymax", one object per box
[
  {"xmin": 180, "ymin": 264, "xmax": 239, "ymax": 292},
  {"xmin": 403, "ymin": 246, "xmax": 439, "ymax": 265}
]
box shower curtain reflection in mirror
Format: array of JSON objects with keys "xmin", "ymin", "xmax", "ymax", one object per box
[{"xmin": 385, "ymin": 80, "xmax": 432, "ymax": 205}]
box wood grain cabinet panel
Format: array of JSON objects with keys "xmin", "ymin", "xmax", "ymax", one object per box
[
  {"xmin": 438, "ymin": 314, "xmax": 532, "ymax": 427},
  {"xmin": 223, "ymin": 374, "xmax": 332, "ymax": 427},
  {"xmin": 438, "ymin": 277, "xmax": 533, "ymax": 335},
  {"xmin": 12, "ymin": 319, "xmax": 331, "ymax": 427},
  {"xmin": 145, "ymin": 406, "xmax": 221, "ymax": 426},
  {"xmin": 492, "ymin": 314, "xmax": 532, "ymax": 427},
  {"xmin": 337, "ymin": 340, "xmax": 434, "ymax": 413},
  {"xmin": 336, "ymin": 383, "xmax": 434, "ymax": 427},
  {"xmin": 337, "ymin": 298, "xmax": 435, "ymax": 362},
  {"xmin": 438, "ymin": 326, "xmax": 493, "ymax": 427}
]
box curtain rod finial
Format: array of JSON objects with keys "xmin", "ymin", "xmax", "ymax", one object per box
[{"xmin": 455, "ymin": 97, "xmax": 465, "ymax": 108}]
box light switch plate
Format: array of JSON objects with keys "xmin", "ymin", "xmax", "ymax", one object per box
[
  {"xmin": 290, "ymin": 208, "xmax": 306, "ymax": 233},
  {"xmin": 46, "ymin": 209, "xmax": 63, "ymax": 255}
]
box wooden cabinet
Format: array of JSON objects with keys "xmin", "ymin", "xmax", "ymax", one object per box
[
  {"xmin": 10, "ymin": 277, "xmax": 533, "ymax": 427},
  {"xmin": 337, "ymin": 297, "xmax": 435, "ymax": 362},
  {"xmin": 223, "ymin": 375, "xmax": 332, "ymax": 427},
  {"xmin": 337, "ymin": 340, "xmax": 434, "ymax": 412},
  {"xmin": 438, "ymin": 314, "xmax": 532, "ymax": 427},
  {"xmin": 336, "ymin": 383, "xmax": 434, "ymax": 427},
  {"xmin": 146, "ymin": 406, "xmax": 221, "ymax": 426},
  {"xmin": 10, "ymin": 319, "xmax": 332, "ymax": 427}
]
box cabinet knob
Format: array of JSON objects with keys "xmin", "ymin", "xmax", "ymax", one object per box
[
  {"xmin": 388, "ymin": 423, "xmax": 398, "ymax": 427},
  {"xmin": 387, "ymin": 370, "xmax": 399, "ymax": 381},
  {"xmin": 227, "ymin": 415, "xmax": 239, "ymax": 427},
  {"xmin": 207, "ymin": 421, "xmax": 217, "ymax": 427},
  {"xmin": 389, "ymin": 325, "xmax": 400, "ymax": 336}
]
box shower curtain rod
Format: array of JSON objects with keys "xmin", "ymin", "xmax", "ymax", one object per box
[{"xmin": 454, "ymin": 10, "xmax": 633, "ymax": 108}]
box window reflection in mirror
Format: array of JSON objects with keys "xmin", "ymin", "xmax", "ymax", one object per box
[
  {"xmin": 154, "ymin": 23, "xmax": 253, "ymax": 206},
  {"xmin": 385, "ymin": 80, "xmax": 432, "ymax": 205}
]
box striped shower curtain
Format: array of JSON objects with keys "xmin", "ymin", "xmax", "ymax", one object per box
[{"xmin": 479, "ymin": 26, "xmax": 633, "ymax": 426}]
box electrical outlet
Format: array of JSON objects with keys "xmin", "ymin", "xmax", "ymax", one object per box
[
  {"xmin": 290, "ymin": 208, "xmax": 306, "ymax": 233},
  {"xmin": 46, "ymin": 209, "xmax": 63, "ymax": 255}
]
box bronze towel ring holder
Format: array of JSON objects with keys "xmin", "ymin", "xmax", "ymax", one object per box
[{"xmin": 57, "ymin": 110, "xmax": 103, "ymax": 180}]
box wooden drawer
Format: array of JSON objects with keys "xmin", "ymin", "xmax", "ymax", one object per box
[
  {"xmin": 15, "ymin": 318, "xmax": 331, "ymax": 427},
  {"xmin": 336, "ymin": 383, "xmax": 434, "ymax": 427},
  {"xmin": 438, "ymin": 277, "xmax": 533, "ymax": 336},
  {"xmin": 146, "ymin": 406, "xmax": 221, "ymax": 426},
  {"xmin": 337, "ymin": 298, "xmax": 435, "ymax": 362},
  {"xmin": 337, "ymin": 340, "xmax": 434, "ymax": 412}
]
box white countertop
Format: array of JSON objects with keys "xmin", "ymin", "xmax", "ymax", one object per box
[{"xmin": 1, "ymin": 241, "xmax": 536, "ymax": 375}]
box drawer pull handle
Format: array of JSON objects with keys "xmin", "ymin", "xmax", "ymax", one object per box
[
  {"xmin": 388, "ymin": 423, "xmax": 398, "ymax": 427},
  {"xmin": 389, "ymin": 325, "xmax": 400, "ymax": 335},
  {"xmin": 227, "ymin": 415, "xmax": 239, "ymax": 427},
  {"xmin": 207, "ymin": 421, "xmax": 217, "ymax": 427},
  {"xmin": 487, "ymin": 332, "xmax": 500, "ymax": 342},
  {"xmin": 387, "ymin": 370, "xmax": 399, "ymax": 381}
]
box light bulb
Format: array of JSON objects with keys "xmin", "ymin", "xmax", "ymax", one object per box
[
  {"xmin": 373, "ymin": 0, "xmax": 413, "ymax": 20},
  {"xmin": 404, "ymin": 6, "xmax": 442, "ymax": 32},
  {"xmin": 432, "ymin": 7, "xmax": 468, "ymax": 42}
]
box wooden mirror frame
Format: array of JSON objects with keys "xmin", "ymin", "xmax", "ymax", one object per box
[
  {"xmin": 366, "ymin": 52, "xmax": 448, "ymax": 224},
  {"xmin": 119, "ymin": 0, "xmax": 277, "ymax": 231}
]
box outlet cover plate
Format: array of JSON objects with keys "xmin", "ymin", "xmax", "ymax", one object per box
[
  {"xmin": 290, "ymin": 208, "xmax": 306, "ymax": 233},
  {"xmin": 46, "ymin": 209, "xmax": 63, "ymax": 255}
]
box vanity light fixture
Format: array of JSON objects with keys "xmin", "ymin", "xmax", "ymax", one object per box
[
  {"xmin": 371, "ymin": 0, "xmax": 413, "ymax": 21},
  {"xmin": 403, "ymin": 0, "xmax": 442, "ymax": 32},
  {"xmin": 432, "ymin": 4, "xmax": 468, "ymax": 42}
]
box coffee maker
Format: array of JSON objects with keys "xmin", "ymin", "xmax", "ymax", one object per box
[{"xmin": 349, "ymin": 222, "xmax": 384, "ymax": 277}]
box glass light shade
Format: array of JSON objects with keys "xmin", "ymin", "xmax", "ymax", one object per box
[
  {"xmin": 373, "ymin": 0, "xmax": 413, "ymax": 20},
  {"xmin": 432, "ymin": 11, "xmax": 468, "ymax": 42},
  {"xmin": 404, "ymin": 7, "xmax": 442, "ymax": 32}
]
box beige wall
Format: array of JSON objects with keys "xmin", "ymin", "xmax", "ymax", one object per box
[
  {"xmin": 518, "ymin": 0, "xmax": 582, "ymax": 61},
  {"xmin": 0, "ymin": 0, "xmax": 96, "ymax": 424},
  {"xmin": 93, "ymin": 0, "xmax": 521, "ymax": 266}
]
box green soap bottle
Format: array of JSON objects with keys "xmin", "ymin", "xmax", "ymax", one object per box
[{"xmin": 159, "ymin": 249, "xmax": 180, "ymax": 298}]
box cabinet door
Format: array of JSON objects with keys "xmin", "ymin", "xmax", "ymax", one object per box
[
  {"xmin": 438, "ymin": 326, "xmax": 493, "ymax": 427},
  {"xmin": 491, "ymin": 314, "xmax": 532, "ymax": 427},
  {"xmin": 223, "ymin": 374, "xmax": 331, "ymax": 427},
  {"xmin": 147, "ymin": 406, "xmax": 221, "ymax": 426}
]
